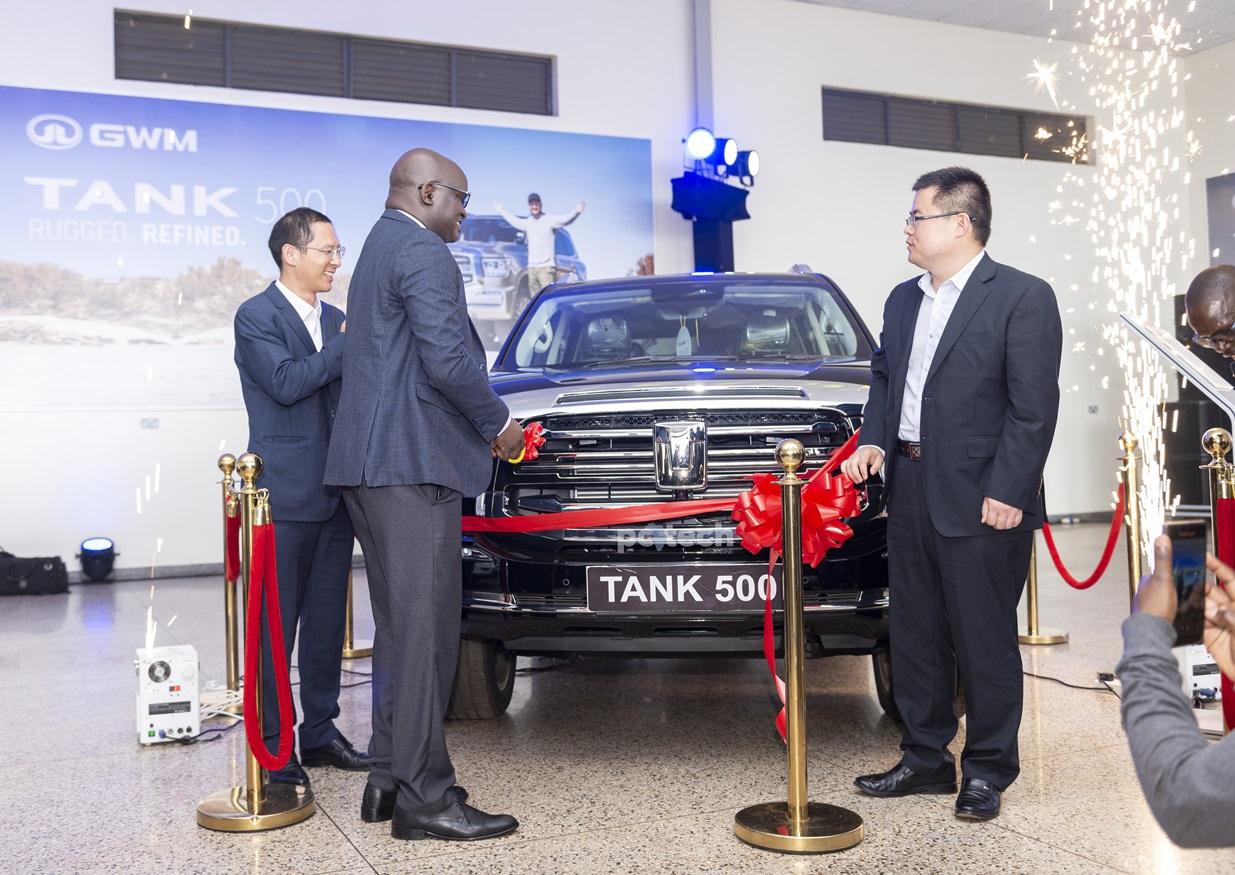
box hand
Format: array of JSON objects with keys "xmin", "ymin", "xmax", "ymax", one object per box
[
  {"xmin": 491, "ymin": 419, "xmax": 524, "ymax": 460},
  {"xmin": 1204, "ymin": 554, "xmax": 1235, "ymax": 679},
  {"xmin": 980, "ymin": 496, "xmax": 1023, "ymax": 530},
  {"xmin": 1134, "ymin": 535, "xmax": 1176, "ymax": 621},
  {"xmin": 840, "ymin": 447, "xmax": 884, "ymax": 484},
  {"xmin": 576, "ymin": 200, "xmax": 586, "ymax": 213},
  {"xmin": 340, "ymin": 320, "xmax": 346, "ymax": 333}
]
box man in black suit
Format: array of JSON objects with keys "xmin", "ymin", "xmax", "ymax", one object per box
[
  {"xmin": 325, "ymin": 149, "xmax": 523, "ymax": 841},
  {"xmin": 234, "ymin": 208, "xmax": 371, "ymax": 786},
  {"xmin": 842, "ymin": 167, "xmax": 1062, "ymax": 820}
]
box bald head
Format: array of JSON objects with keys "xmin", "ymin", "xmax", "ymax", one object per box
[
  {"xmin": 1185, "ymin": 265, "xmax": 1235, "ymax": 353},
  {"xmin": 386, "ymin": 148, "xmax": 469, "ymax": 243}
]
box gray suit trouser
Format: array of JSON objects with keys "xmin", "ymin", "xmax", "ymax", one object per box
[{"xmin": 342, "ymin": 483, "xmax": 462, "ymax": 813}]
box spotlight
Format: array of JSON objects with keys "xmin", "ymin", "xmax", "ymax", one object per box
[
  {"xmin": 79, "ymin": 537, "xmax": 117, "ymax": 582},
  {"xmin": 732, "ymin": 150, "xmax": 760, "ymax": 185},
  {"xmin": 714, "ymin": 138, "xmax": 739, "ymax": 166},
  {"xmin": 685, "ymin": 127, "xmax": 716, "ymax": 160}
]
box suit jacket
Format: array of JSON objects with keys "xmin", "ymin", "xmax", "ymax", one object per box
[
  {"xmin": 234, "ymin": 283, "xmax": 346, "ymax": 523},
  {"xmin": 324, "ymin": 209, "xmax": 510, "ymax": 496},
  {"xmin": 861, "ymin": 254, "xmax": 1062, "ymax": 537}
]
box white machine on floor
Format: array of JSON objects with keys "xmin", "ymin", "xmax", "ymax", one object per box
[{"xmin": 136, "ymin": 644, "xmax": 200, "ymax": 744}]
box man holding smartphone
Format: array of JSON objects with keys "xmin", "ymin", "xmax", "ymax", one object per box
[{"xmin": 1121, "ymin": 535, "xmax": 1235, "ymax": 847}]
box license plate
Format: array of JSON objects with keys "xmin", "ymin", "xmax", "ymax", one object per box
[{"xmin": 585, "ymin": 564, "xmax": 783, "ymax": 614}]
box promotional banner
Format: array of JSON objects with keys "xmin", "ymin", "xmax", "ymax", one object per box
[{"xmin": 0, "ymin": 86, "xmax": 654, "ymax": 410}]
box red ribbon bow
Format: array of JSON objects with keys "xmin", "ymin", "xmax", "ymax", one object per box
[{"xmin": 508, "ymin": 422, "xmax": 547, "ymax": 464}]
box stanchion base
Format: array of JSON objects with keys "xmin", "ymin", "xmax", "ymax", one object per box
[
  {"xmin": 197, "ymin": 783, "xmax": 316, "ymax": 832},
  {"xmin": 734, "ymin": 801, "xmax": 863, "ymax": 854},
  {"xmin": 222, "ymin": 700, "xmax": 244, "ymax": 716},
  {"xmin": 342, "ymin": 639, "xmax": 373, "ymax": 660},
  {"xmin": 1018, "ymin": 627, "xmax": 1069, "ymax": 646}
]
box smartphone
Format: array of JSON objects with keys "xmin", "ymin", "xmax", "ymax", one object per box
[{"xmin": 1165, "ymin": 518, "xmax": 1208, "ymax": 647}]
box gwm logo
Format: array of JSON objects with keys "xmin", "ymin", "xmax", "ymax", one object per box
[
  {"xmin": 26, "ymin": 113, "xmax": 198, "ymax": 152},
  {"xmin": 26, "ymin": 114, "xmax": 82, "ymax": 150}
]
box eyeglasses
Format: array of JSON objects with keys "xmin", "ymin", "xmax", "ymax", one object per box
[
  {"xmin": 418, "ymin": 180, "xmax": 471, "ymax": 209},
  {"xmin": 905, "ymin": 211, "xmax": 964, "ymax": 228},
  {"xmin": 1192, "ymin": 323, "xmax": 1235, "ymax": 351},
  {"xmin": 300, "ymin": 245, "xmax": 346, "ymax": 259}
]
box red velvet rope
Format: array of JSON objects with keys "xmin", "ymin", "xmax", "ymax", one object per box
[
  {"xmin": 243, "ymin": 521, "xmax": 296, "ymax": 771},
  {"xmin": 1039, "ymin": 483, "xmax": 1126, "ymax": 589},
  {"xmin": 224, "ymin": 512, "xmax": 240, "ymax": 584},
  {"xmin": 1214, "ymin": 498, "xmax": 1235, "ymax": 732}
]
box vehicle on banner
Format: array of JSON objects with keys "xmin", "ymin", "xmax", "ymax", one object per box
[
  {"xmin": 448, "ymin": 272, "xmax": 895, "ymax": 721},
  {"xmin": 448, "ymin": 214, "xmax": 587, "ymax": 343}
]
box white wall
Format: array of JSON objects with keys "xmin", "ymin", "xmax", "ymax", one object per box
[
  {"xmin": 1185, "ymin": 38, "xmax": 1235, "ymax": 269},
  {"xmin": 709, "ymin": 0, "xmax": 1195, "ymax": 517},
  {"xmin": 2, "ymin": 0, "xmax": 1221, "ymax": 571},
  {"xmin": 0, "ymin": 0, "xmax": 697, "ymax": 572}
]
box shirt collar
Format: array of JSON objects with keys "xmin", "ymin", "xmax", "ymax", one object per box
[
  {"xmin": 919, "ymin": 249, "xmax": 987, "ymax": 297},
  {"xmin": 395, "ymin": 209, "xmax": 427, "ymax": 229},
  {"xmin": 275, "ymin": 279, "xmax": 321, "ymax": 321}
]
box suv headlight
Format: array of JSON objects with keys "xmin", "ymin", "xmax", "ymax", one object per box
[{"xmin": 483, "ymin": 256, "xmax": 512, "ymax": 277}]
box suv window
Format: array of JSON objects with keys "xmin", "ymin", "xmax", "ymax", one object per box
[
  {"xmin": 554, "ymin": 229, "xmax": 576, "ymax": 258},
  {"xmin": 505, "ymin": 280, "xmax": 869, "ymax": 370}
]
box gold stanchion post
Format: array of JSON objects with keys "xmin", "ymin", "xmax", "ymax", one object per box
[
  {"xmin": 1201, "ymin": 428, "xmax": 1234, "ymax": 737},
  {"xmin": 197, "ymin": 452, "xmax": 316, "ymax": 832},
  {"xmin": 341, "ymin": 570, "xmax": 373, "ymax": 659},
  {"xmin": 219, "ymin": 454, "xmax": 243, "ymax": 715},
  {"xmin": 1119, "ymin": 431, "xmax": 1144, "ymax": 610},
  {"xmin": 1019, "ymin": 536, "xmax": 1068, "ymax": 645},
  {"xmin": 734, "ymin": 440, "xmax": 864, "ymax": 854}
]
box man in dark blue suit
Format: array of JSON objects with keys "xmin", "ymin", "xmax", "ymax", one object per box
[
  {"xmin": 234, "ymin": 207, "xmax": 370, "ymax": 786},
  {"xmin": 843, "ymin": 168, "xmax": 1062, "ymax": 821},
  {"xmin": 326, "ymin": 149, "xmax": 523, "ymax": 841}
]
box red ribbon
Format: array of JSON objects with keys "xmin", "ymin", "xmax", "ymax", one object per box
[
  {"xmin": 522, "ymin": 422, "xmax": 546, "ymax": 462},
  {"xmin": 1040, "ymin": 483, "xmax": 1125, "ymax": 589},
  {"xmin": 224, "ymin": 510, "xmax": 240, "ymax": 584},
  {"xmin": 1215, "ymin": 497, "xmax": 1235, "ymax": 733},
  {"xmin": 243, "ymin": 520, "xmax": 296, "ymax": 771}
]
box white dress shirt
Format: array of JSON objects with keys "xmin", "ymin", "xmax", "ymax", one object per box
[
  {"xmin": 394, "ymin": 209, "xmax": 516, "ymax": 442},
  {"xmin": 276, "ymin": 280, "xmax": 323, "ymax": 352},
  {"xmin": 863, "ymin": 249, "xmax": 986, "ymax": 455}
]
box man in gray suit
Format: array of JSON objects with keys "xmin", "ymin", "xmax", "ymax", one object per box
[{"xmin": 325, "ymin": 148, "xmax": 523, "ymax": 842}]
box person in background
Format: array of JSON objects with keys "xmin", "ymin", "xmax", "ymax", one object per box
[
  {"xmin": 1121, "ymin": 535, "xmax": 1235, "ymax": 847},
  {"xmin": 494, "ymin": 193, "xmax": 585, "ymax": 298}
]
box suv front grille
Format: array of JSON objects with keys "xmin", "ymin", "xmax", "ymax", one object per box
[
  {"xmin": 502, "ymin": 408, "xmax": 854, "ymax": 514},
  {"xmin": 453, "ymin": 252, "xmax": 476, "ymax": 284}
]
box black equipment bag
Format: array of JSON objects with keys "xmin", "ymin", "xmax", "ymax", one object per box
[{"xmin": 0, "ymin": 549, "xmax": 69, "ymax": 595}]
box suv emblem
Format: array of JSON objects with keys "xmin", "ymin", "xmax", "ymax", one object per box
[{"xmin": 653, "ymin": 421, "xmax": 707, "ymax": 492}]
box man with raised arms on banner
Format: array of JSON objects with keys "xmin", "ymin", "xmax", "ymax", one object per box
[
  {"xmin": 494, "ymin": 192, "xmax": 585, "ymax": 298},
  {"xmin": 325, "ymin": 148, "xmax": 523, "ymax": 842},
  {"xmin": 842, "ymin": 167, "xmax": 1062, "ymax": 821},
  {"xmin": 233, "ymin": 207, "xmax": 371, "ymax": 787}
]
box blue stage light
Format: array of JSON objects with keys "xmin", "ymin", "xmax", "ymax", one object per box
[
  {"xmin": 685, "ymin": 128, "xmax": 717, "ymax": 160},
  {"xmin": 732, "ymin": 150, "xmax": 760, "ymax": 184},
  {"xmin": 79, "ymin": 537, "xmax": 116, "ymax": 582},
  {"xmin": 715, "ymin": 138, "xmax": 739, "ymax": 166}
]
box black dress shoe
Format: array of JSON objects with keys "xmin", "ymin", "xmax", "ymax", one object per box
[
  {"xmin": 390, "ymin": 799, "xmax": 517, "ymax": 841},
  {"xmin": 854, "ymin": 763, "xmax": 957, "ymax": 798},
  {"xmin": 301, "ymin": 736, "xmax": 371, "ymax": 771},
  {"xmin": 267, "ymin": 755, "xmax": 310, "ymax": 787},
  {"xmin": 955, "ymin": 778, "xmax": 1001, "ymax": 820},
  {"xmin": 360, "ymin": 783, "xmax": 469, "ymax": 823}
]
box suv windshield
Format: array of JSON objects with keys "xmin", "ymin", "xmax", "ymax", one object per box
[
  {"xmin": 501, "ymin": 279, "xmax": 871, "ymax": 370},
  {"xmin": 460, "ymin": 216, "xmax": 523, "ymax": 244}
]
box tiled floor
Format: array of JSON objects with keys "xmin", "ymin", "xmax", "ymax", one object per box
[{"xmin": 2, "ymin": 523, "xmax": 1233, "ymax": 874}]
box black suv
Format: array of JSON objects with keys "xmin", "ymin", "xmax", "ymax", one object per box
[{"xmin": 447, "ymin": 273, "xmax": 893, "ymax": 720}]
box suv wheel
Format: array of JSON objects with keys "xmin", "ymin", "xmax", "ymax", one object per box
[
  {"xmin": 447, "ymin": 638, "xmax": 516, "ymax": 719},
  {"xmin": 871, "ymin": 649, "xmax": 966, "ymax": 723}
]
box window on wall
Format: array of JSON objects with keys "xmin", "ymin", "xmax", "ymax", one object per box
[
  {"xmin": 822, "ymin": 87, "xmax": 1089, "ymax": 164},
  {"xmin": 114, "ymin": 11, "xmax": 556, "ymax": 116}
]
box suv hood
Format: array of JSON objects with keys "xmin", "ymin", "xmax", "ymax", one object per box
[{"xmin": 489, "ymin": 361, "xmax": 871, "ymax": 420}]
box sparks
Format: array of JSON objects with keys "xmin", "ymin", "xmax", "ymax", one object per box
[{"xmin": 1027, "ymin": 59, "xmax": 1061, "ymax": 108}]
